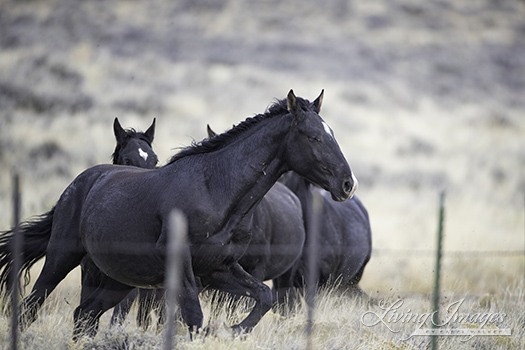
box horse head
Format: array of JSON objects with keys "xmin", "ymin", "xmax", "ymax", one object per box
[
  {"xmin": 112, "ymin": 117, "xmax": 158, "ymax": 168},
  {"xmin": 284, "ymin": 90, "xmax": 358, "ymax": 201}
]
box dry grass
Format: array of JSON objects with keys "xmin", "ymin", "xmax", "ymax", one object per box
[{"xmin": 1, "ymin": 276, "xmax": 523, "ymax": 349}]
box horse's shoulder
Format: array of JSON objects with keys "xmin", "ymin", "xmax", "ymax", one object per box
[
  {"xmin": 346, "ymin": 196, "xmax": 370, "ymax": 224},
  {"xmin": 265, "ymin": 182, "xmax": 302, "ymax": 214}
]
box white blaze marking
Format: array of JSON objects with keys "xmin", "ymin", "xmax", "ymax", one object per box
[
  {"xmin": 138, "ymin": 148, "xmax": 148, "ymax": 161},
  {"xmin": 322, "ymin": 121, "xmax": 334, "ymax": 139},
  {"xmin": 349, "ymin": 172, "xmax": 359, "ymax": 198}
]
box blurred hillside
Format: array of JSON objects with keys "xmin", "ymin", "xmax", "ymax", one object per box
[{"xmin": 0, "ymin": 0, "xmax": 524, "ymax": 294}]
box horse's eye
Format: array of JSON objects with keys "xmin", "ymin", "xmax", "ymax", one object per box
[
  {"xmin": 124, "ymin": 158, "xmax": 131, "ymax": 165},
  {"xmin": 308, "ymin": 136, "xmax": 321, "ymax": 142}
]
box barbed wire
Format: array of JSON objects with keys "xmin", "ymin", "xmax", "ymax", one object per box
[
  {"xmin": 369, "ymin": 290, "xmax": 525, "ymax": 303},
  {"xmin": 372, "ymin": 248, "xmax": 525, "ymax": 258}
]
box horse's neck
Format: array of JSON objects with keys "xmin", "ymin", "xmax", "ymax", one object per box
[{"xmin": 206, "ymin": 119, "xmax": 290, "ymax": 218}]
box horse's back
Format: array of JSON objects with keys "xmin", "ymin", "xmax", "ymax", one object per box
[
  {"xmin": 50, "ymin": 164, "xmax": 119, "ymax": 242},
  {"xmin": 78, "ymin": 164, "xmax": 162, "ymax": 242}
]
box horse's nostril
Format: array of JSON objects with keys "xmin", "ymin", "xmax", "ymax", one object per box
[{"xmin": 344, "ymin": 180, "xmax": 352, "ymax": 193}]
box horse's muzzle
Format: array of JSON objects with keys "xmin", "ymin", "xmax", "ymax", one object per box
[{"xmin": 339, "ymin": 173, "xmax": 358, "ymax": 201}]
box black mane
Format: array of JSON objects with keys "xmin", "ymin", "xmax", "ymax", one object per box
[
  {"xmin": 168, "ymin": 96, "xmax": 313, "ymax": 164},
  {"xmin": 111, "ymin": 128, "xmax": 153, "ymax": 164}
]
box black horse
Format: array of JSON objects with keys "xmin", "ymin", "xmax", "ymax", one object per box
[
  {"xmin": 0, "ymin": 117, "xmax": 160, "ymax": 329},
  {"xmin": 111, "ymin": 117, "xmax": 158, "ymax": 168},
  {"xmin": 275, "ymin": 172, "xmax": 371, "ymax": 302},
  {"xmin": 79, "ymin": 117, "xmax": 165, "ymax": 331},
  {"xmin": 114, "ymin": 125, "xmax": 307, "ymax": 329},
  {"xmin": 208, "ymin": 126, "xmax": 371, "ymax": 303},
  {"xmin": 0, "ymin": 90, "xmax": 357, "ymax": 338}
]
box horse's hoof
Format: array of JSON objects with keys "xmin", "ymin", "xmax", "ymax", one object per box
[
  {"xmin": 202, "ymin": 321, "xmax": 219, "ymax": 338},
  {"xmin": 231, "ymin": 324, "xmax": 252, "ymax": 339},
  {"xmin": 202, "ymin": 321, "xmax": 234, "ymax": 339}
]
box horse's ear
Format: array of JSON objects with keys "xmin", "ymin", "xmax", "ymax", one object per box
[
  {"xmin": 287, "ymin": 89, "xmax": 297, "ymax": 113},
  {"xmin": 312, "ymin": 89, "xmax": 324, "ymax": 114},
  {"xmin": 114, "ymin": 117, "xmax": 127, "ymax": 144},
  {"xmin": 145, "ymin": 118, "xmax": 156, "ymax": 142},
  {"xmin": 207, "ymin": 124, "xmax": 217, "ymax": 138}
]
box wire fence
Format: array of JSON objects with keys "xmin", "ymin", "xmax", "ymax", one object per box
[
  {"xmin": 372, "ymin": 248, "xmax": 525, "ymax": 258},
  {"xmin": 5, "ymin": 173, "xmax": 524, "ymax": 349}
]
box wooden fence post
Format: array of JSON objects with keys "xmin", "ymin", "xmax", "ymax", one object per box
[
  {"xmin": 305, "ymin": 190, "xmax": 323, "ymax": 350},
  {"xmin": 10, "ymin": 172, "xmax": 21, "ymax": 350},
  {"xmin": 164, "ymin": 210, "xmax": 187, "ymax": 350},
  {"xmin": 431, "ymin": 191, "xmax": 445, "ymax": 350}
]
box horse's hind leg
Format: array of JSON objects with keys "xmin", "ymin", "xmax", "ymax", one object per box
[
  {"xmin": 110, "ymin": 288, "xmax": 138, "ymax": 327},
  {"xmin": 18, "ymin": 175, "xmax": 96, "ymax": 331},
  {"xmin": 19, "ymin": 246, "xmax": 84, "ymax": 331},
  {"xmin": 205, "ymin": 262, "xmax": 272, "ymax": 334},
  {"xmin": 152, "ymin": 289, "xmax": 166, "ymax": 333},
  {"xmin": 80, "ymin": 256, "xmax": 107, "ymax": 306},
  {"xmin": 136, "ymin": 288, "xmax": 164, "ymax": 331},
  {"xmin": 73, "ymin": 274, "xmax": 133, "ymax": 340}
]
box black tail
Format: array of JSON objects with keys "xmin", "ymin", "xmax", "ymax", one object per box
[{"xmin": 0, "ymin": 206, "xmax": 55, "ymax": 295}]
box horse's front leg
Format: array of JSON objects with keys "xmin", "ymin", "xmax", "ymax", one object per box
[
  {"xmin": 272, "ymin": 265, "xmax": 300, "ymax": 315},
  {"xmin": 157, "ymin": 224, "xmax": 203, "ymax": 336},
  {"xmin": 175, "ymin": 246, "xmax": 203, "ymax": 335},
  {"xmin": 206, "ymin": 262, "xmax": 273, "ymax": 334}
]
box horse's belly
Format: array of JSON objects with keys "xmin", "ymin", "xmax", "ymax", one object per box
[
  {"xmin": 90, "ymin": 249, "xmax": 165, "ymax": 288},
  {"xmin": 266, "ymin": 243, "xmax": 303, "ymax": 279},
  {"xmin": 82, "ymin": 222, "xmax": 165, "ymax": 288}
]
